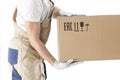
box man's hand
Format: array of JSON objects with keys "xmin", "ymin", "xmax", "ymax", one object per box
[
  {"xmin": 59, "ymin": 10, "xmax": 86, "ymax": 16},
  {"xmin": 52, "ymin": 7, "xmax": 86, "ymax": 19},
  {"xmin": 53, "ymin": 59, "xmax": 83, "ymax": 70}
]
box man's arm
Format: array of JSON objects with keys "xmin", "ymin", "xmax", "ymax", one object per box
[
  {"xmin": 25, "ymin": 21, "xmax": 56, "ymax": 65},
  {"xmin": 25, "ymin": 21, "xmax": 78, "ymax": 70}
]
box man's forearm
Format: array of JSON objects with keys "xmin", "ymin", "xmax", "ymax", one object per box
[{"xmin": 30, "ymin": 38, "xmax": 56, "ymax": 65}]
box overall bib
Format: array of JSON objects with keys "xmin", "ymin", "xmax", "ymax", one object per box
[{"xmin": 8, "ymin": 4, "xmax": 54, "ymax": 80}]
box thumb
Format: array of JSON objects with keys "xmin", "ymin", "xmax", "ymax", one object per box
[{"xmin": 66, "ymin": 59, "xmax": 74, "ymax": 64}]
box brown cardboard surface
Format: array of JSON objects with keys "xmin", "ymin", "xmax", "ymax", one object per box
[{"xmin": 57, "ymin": 15, "xmax": 120, "ymax": 61}]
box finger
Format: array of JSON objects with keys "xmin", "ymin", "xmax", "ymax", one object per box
[{"xmin": 69, "ymin": 61, "xmax": 84, "ymax": 67}]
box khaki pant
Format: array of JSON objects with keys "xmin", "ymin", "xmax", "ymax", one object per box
[{"xmin": 8, "ymin": 5, "xmax": 54, "ymax": 80}]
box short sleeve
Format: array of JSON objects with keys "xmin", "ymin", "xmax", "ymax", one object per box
[{"xmin": 19, "ymin": 0, "xmax": 43, "ymax": 22}]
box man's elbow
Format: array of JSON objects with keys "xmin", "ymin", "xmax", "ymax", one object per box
[
  {"xmin": 29, "ymin": 36, "xmax": 39, "ymax": 48},
  {"xmin": 52, "ymin": 7, "xmax": 60, "ymax": 19}
]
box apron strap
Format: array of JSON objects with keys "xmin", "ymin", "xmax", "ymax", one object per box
[
  {"xmin": 42, "ymin": 61, "xmax": 47, "ymax": 79},
  {"xmin": 49, "ymin": 0, "xmax": 54, "ymax": 5}
]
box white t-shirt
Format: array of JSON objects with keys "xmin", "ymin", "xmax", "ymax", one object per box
[{"xmin": 16, "ymin": 0, "xmax": 53, "ymax": 31}]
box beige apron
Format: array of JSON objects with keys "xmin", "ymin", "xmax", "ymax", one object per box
[{"xmin": 8, "ymin": 4, "xmax": 54, "ymax": 80}]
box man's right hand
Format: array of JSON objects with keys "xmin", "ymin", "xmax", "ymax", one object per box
[{"xmin": 52, "ymin": 59, "xmax": 83, "ymax": 70}]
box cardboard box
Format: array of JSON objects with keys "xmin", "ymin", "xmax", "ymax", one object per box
[{"xmin": 57, "ymin": 15, "xmax": 120, "ymax": 61}]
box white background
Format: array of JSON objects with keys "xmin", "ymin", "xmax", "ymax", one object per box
[{"xmin": 0, "ymin": 0, "xmax": 120, "ymax": 80}]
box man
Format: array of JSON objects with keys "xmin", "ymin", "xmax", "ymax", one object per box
[{"xmin": 8, "ymin": 0, "xmax": 83, "ymax": 80}]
